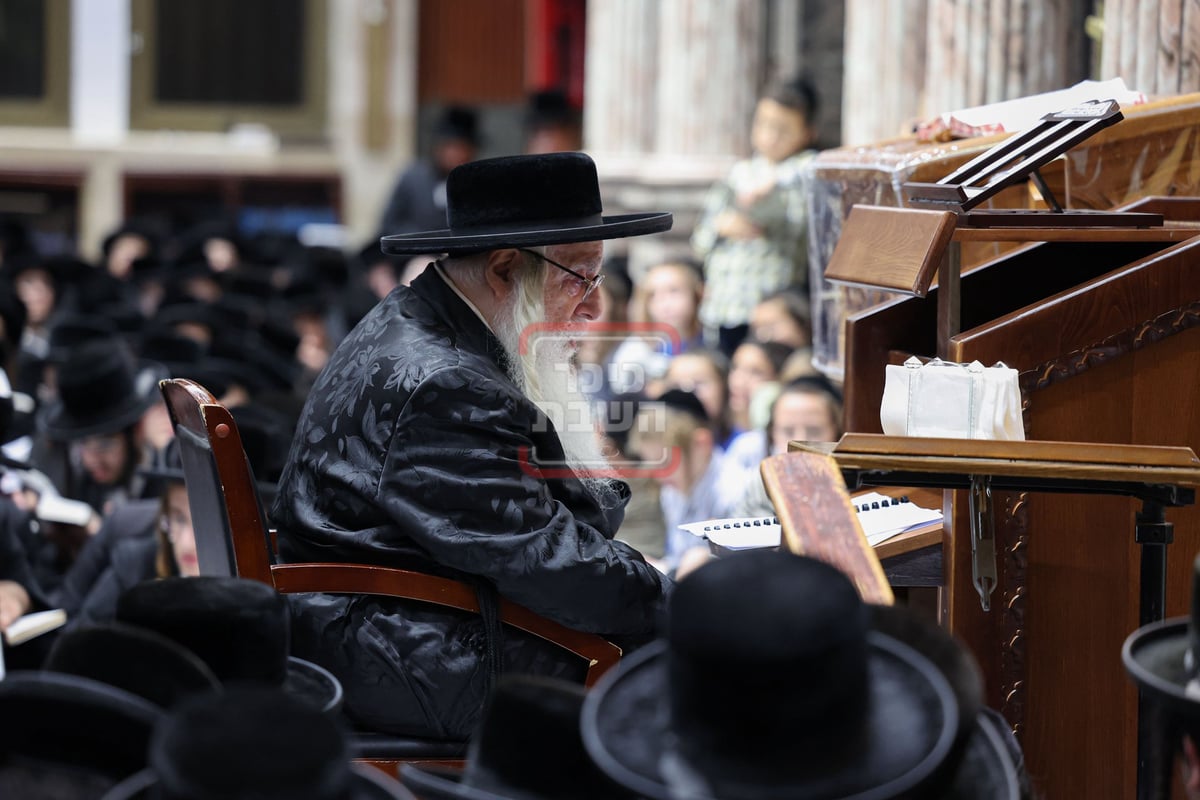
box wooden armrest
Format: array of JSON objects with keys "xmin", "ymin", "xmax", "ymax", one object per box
[{"xmin": 270, "ymin": 563, "xmax": 623, "ymax": 687}]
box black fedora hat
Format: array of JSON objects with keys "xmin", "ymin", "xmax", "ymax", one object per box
[
  {"xmin": 115, "ymin": 576, "xmax": 343, "ymax": 716},
  {"xmin": 39, "ymin": 337, "xmax": 167, "ymax": 441},
  {"xmin": 381, "ymin": 152, "xmax": 672, "ymax": 255},
  {"xmin": 399, "ymin": 675, "xmax": 639, "ymax": 800},
  {"xmin": 100, "ymin": 686, "xmax": 416, "ymax": 800},
  {"xmin": 581, "ymin": 550, "xmax": 959, "ymax": 800}
]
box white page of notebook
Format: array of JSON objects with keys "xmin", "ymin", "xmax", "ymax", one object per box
[{"xmin": 679, "ymin": 492, "xmax": 942, "ymax": 551}]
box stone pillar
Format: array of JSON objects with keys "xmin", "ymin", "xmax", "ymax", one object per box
[
  {"xmin": 584, "ymin": 0, "xmax": 766, "ymax": 272},
  {"xmin": 841, "ymin": 0, "xmax": 927, "ymax": 145},
  {"xmin": 1101, "ymin": 0, "xmax": 1200, "ymax": 95},
  {"xmin": 583, "ymin": 1, "xmax": 659, "ymax": 156},
  {"xmin": 653, "ymin": 0, "xmax": 764, "ymax": 159},
  {"xmin": 924, "ymin": 0, "xmax": 1088, "ymax": 116}
]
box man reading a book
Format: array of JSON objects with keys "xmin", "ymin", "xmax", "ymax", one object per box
[{"xmin": 272, "ymin": 153, "xmax": 673, "ymax": 740}]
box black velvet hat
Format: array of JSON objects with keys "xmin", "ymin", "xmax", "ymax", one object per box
[
  {"xmin": 399, "ymin": 675, "xmax": 639, "ymax": 800},
  {"xmin": 0, "ymin": 671, "xmax": 162, "ymax": 793},
  {"xmin": 581, "ymin": 550, "xmax": 959, "ymax": 800},
  {"xmin": 115, "ymin": 576, "xmax": 343, "ymax": 716},
  {"xmin": 39, "ymin": 336, "xmax": 167, "ymax": 440},
  {"xmin": 100, "ymin": 686, "xmax": 416, "ymax": 800},
  {"xmin": 44, "ymin": 621, "xmax": 222, "ymax": 710},
  {"xmin": 380, "ymin": 152, "xmax": 672, "ymax": 255}
]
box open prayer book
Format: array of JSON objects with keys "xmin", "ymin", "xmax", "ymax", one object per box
[
  {"xmin": 4, "ymin": 608, "xmax": 67, "ymax": 646},
  {"xmin": 0, "ymin": 608, "xmax": 68, "ymax": 680},
  {"xmin": 680, "ymin": 492, "xmax": 943, "ymax": 552}
]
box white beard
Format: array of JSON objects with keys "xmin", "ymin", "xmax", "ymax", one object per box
[{"xmin": 493, "ymin": 270, "xmax": 622, "ymax": 509}]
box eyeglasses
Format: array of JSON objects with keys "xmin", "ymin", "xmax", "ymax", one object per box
[{"xmin": 516, "ymin": 248, "xmax": 605, "ymax": 304}]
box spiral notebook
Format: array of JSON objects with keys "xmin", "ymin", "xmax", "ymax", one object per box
[{"xmin": 680, "ymin": 492, "xmax": 943, "ymax": 552}]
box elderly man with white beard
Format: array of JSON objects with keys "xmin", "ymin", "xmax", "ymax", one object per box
[{"xmin": 271, "ymin": 153, "xmax": 673, "ymax": 740}]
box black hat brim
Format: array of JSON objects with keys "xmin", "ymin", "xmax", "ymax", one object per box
[
  {"xmin": 398, "ymin": 765, "xmax": 507, "ymax": 800},
  {"xmin": 581, "ymin": 637, "xmax": 958, "ymax": 800},
  {"xmin": 943, "ymin": 710, "xmax": 1023, "ymax": 800},
  {"xmin": 101, "ymin": 762, "xmax": 417, "ymax": 800},
  {"xmin": 1123, "ymin": 617, "xmax": 1199, "ymax": 714},
  {"xmin": 283, "ymin": 656, "xmax": 345, "ymax": 717},
  {"xmin": 380, "ymin": 212, "xmax": 673, "ymax": 256}
]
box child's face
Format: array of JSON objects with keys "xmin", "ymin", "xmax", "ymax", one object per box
[
  {"xmin": 750, "ymin": 298, "xmax": 809, "ymax": 349},
  {"xmin": 751, "ymin": 98, "xmax": 813, "ymax": 163},
  {"xmin": 770, "ymin": 392, "xmax": 838, "ymax": 455},
  {"xmin": 645, "ymin": 265, "xmax": 699, "ymax": 335},
  {"xmin": 665, "ymin": 356, "xmax": 724, "ymax": 423},
  {"xmin": 728, "ymin": 344, "xmax": 778, "ymax": 416}
]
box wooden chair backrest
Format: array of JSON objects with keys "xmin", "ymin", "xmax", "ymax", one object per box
[
  {"xmin": 158, "ymin": 378, "xmax": 622, "ymax": 687},
  {"xmin": 161, "ymin": 379, "xmax": 274, "ymax": 582}
]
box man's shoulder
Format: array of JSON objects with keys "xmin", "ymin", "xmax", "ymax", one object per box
[{"xmin": 311, "ymin": 289, "xmax": 508, "ymax": 417}]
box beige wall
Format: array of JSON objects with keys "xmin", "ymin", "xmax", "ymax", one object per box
[{"xmin": 0, "ymin": 0, "xmax": 423, "ymax": 259}]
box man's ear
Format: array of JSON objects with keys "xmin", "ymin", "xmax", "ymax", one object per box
[{"xmin": 483, "ymin": 249, "xmax": 522, "ymax": 300}]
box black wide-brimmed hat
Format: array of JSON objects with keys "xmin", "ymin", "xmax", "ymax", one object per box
[
  {"xmin": 582, "ymin": 550, "xmax": 960, "ymax": 800},
  {"xmin": 0, "ymin": 671, "xmax": 162, "ymax": 793},
  {"xmin": 115, "ymin": 576, "xmax": 343, "ymax": 716},
  {"xmin": 39, "ymin": 336, "xmax": 167, "ymax": 441},
  {"xmin": 399, "ymin": 675, "xmax": 639, "ymax": 800},
  {"xmin": 100, "ymin": 686, "xmax": 416, "ymax": 800},
  {"xmin": 381, "ymin": 152, "xmax": 672, "ymax": 255},
  {"xmin": 44, "ymin": 621, "xmax": 223, "ymax": 710}
]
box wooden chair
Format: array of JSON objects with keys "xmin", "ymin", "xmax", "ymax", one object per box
[{"xmin": 158, "ymin": 378, "xmax": 623, "ymax": 772}]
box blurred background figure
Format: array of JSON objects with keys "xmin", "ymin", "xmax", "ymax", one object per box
[
  {"xmin": 692, "ymin": 76, "xmax": 820, "ymax": 357},
  {"xmin": 378, "ymin": 105, "xmax": 480, "ymax": 239},
  {"xmin": 524, "ymin": 89, "xmax": 583, "ymax": 154}
]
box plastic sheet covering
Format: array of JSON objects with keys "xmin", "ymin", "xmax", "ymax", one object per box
[{"xmin": 807, "ymin": 92, "xmax": 1200, "ymax": 382}]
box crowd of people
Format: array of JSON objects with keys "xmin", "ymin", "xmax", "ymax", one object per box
[
  {"xmin": 15, "ymin": 74, "xmax": 1196, "ymax": 798},
  {"xmin": 0, "ymin": 76, "xmax": 1020, "ymax": 799}
]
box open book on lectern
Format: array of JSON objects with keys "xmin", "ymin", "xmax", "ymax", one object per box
[{"xmin": 680, "ymin": 492, "xmax": 943, "ymax": 552}]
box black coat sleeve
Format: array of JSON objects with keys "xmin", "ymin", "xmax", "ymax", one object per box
[{"xmin": 376, "ymin": 366, "xmax": 670, "ymax": 637}]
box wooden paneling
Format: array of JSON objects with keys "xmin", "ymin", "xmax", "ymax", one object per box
[{"xmin": 417, "ymin": 0, "xmax": 525, "ymax": 103}]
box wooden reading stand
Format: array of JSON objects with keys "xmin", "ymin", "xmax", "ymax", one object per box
[{"xmin": 820, "ymin": 99, "xmax": 1200, "ymax": 799}]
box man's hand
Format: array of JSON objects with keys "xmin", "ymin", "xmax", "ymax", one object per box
[
  {"xmin": 0, "ymin": 579, "xmax": 31, "ymax": 631},
  {"xmin": 675, "ymin": 546, "xmax": 715, "ymax": 581}
]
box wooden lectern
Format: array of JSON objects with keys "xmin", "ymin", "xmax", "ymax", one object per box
[
  {"xmin": 776, "ymin": 435, "xmax": 1200, "ymax": 800},
  {"xmin": 819, "ymin": 104, "xmax": 1200, "ymax": 798}
]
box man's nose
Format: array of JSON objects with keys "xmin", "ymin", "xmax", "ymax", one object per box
[{"xmin": 576, "ymin": 291, "xmax": 602, "ymax": 321}]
